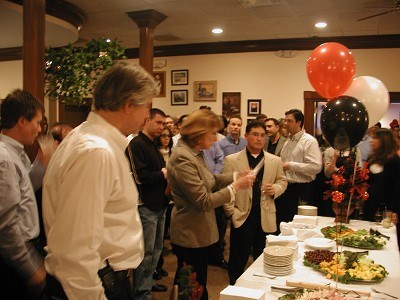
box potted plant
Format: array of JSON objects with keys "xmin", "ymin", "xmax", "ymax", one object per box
[
  {"xmin": 323, "ymin": 149, "xmax": 370, "ymax": 223},
  {"xmin": 45, "ymin": 38, "xmax": 126, "ymax": 106}
]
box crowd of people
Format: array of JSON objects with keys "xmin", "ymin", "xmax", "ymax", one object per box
[{"xmin": 1, "ymin": 62, "xmax": 399, "ymax": 300}]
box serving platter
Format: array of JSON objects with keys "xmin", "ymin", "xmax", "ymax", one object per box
[
  {"xmin": 304, "ymin": 237, "xmax": 335, "ymax": 250},
  {"xmin": 321, "ymin": 225, "xmax": 387, "ymax": 249},
  {"xmin": 303, "ymin": 250, "xmax": 388, "ymax": 284}
]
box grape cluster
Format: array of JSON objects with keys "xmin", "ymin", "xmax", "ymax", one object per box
[{"xmin": 304, "ymin": 250, "xmax": 335, "ymax": 264}]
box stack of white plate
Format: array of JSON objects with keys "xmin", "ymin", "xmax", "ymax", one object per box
[
  {"xmin": 263, "ymin": 246, "xmax": 293, "ymax": 276},
  {"xmin": 297, "ymin": 205, "xmax": 318, "ymax": 216}
]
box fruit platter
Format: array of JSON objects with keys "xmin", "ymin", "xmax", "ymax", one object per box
[
  {"xmin": 303, "ymin": 249, "xmax": 388, "ymax": 284},
  {"xmin": 321, "ymin": 225, "xmax": 387, "ymax": 249}
]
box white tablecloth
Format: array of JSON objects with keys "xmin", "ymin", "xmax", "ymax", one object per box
[{"xmin": 234, "ymin": 217, "xmax": 400, "ymax": 299}]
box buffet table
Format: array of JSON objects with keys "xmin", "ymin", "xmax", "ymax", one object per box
[{"xmin": 234, "ymin": 216, "xmax": 399, "ymax": 299}]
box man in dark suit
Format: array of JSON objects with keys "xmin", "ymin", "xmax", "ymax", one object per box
[{"xmin": 263, "ymin": 117, "xmax": 287, "ymax": 157}]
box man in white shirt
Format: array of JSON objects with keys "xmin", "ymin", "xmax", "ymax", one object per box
[
  {"xmin": 43, "ymin": 63, "xmax": 158, "ymax": 300},
  {"xmin": 279, "ymin": 109, "xmax": 322, "ymax": 227}
]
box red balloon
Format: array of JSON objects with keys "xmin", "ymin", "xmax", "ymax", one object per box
[{"xmin": 306, "ymin": 42, "xmax": 356, "ymax": 99}]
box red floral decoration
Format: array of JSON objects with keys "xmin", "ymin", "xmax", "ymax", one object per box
[{"xmin": 323, "ymin": 149, "xmax": 370, "ymax": 207}]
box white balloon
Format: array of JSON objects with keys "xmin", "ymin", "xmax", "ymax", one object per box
[{"xmin": 344, "ymin": 76, "xmax": 389, "ymax": 127}]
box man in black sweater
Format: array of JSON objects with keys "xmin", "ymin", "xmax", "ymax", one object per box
[{"xmin": 129, "ymin": 108, "xmax": 168, "ymax": 300}]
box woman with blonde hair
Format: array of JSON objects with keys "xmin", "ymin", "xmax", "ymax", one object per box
[{"xmin": 167, "ymin": 109, "xmax": 255, "ymax": 299}]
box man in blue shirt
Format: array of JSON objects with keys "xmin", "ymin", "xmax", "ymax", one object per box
[
  {"xmin": 0, "ymin": 89, "xmax": 46, "ymax": 299},
  {"xmin": 217, "ymin": 115, "xmax": 247, "ymax": 157}
]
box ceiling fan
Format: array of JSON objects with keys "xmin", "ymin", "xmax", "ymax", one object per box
[{"xmin": 357, "ymin": 0, "xmax": 400, "ymax": 21}]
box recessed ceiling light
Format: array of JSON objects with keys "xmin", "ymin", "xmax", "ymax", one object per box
[
  {"xmin": 315, "ymin": 22, "xmax": 327, "ymax": 28},
  {"xmin": 212, "ymin": 28, "xmax": 223, "ymax": 34}
]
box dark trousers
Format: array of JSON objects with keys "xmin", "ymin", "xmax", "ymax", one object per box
[
  {"xmin": 44, "ymin": 267, "xmax": 133, "ymax": 300},
  {"xmin": 208, "ymin": 206, "xmax": 228, "ymax": 263},
  {"xmin": 0, "ymin": 240, "xmax": 44, "ymax": 300},
  {"xmin": 0, "ymin": 257, "xmax": 43, "ymax": 300},
  {"xmin": 172, "ymin": 244, "xmax": 208, "ymax": 300},
  {"xmin": 275, "ymin": 182, "xmax": 314, "ymax": 230},
  {"xmin": 228, "ymin": 211, "xmax": 265, "ymax": 285}
]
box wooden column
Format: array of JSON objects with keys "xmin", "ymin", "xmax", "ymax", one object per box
[
  {"xmin": 22, "ymin": 0, "xmax": 45, "ymax": 162},
  {"xmin": 127, "ymin": 10, "xmax": 167, "ymax": 73},
  {"xmin": 23, "ymin": 0, "xmax": 45, "ymax": 103}
]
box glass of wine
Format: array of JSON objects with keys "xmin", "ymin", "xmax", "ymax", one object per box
[{"xmin": 374, "ymin": 209, "xmax": 383, "ymax": 223}]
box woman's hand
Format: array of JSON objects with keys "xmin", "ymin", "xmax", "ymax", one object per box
[
  {"xmin": 232, "ymin": 174, "xmax": 256, "ymax": 191},
  {"xmin": 237, "ymin": 170, "xmax": 251, "ymax": 179}
]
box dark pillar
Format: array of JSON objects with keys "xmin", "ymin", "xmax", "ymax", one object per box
[
  {"xmin": 127, "ymin": 9, "xmax": 167, "ymax": 73},
  {"xmin": 23, "ymin": 0, "xmax": 45, "ymax": 103},
  {"xmin": 23, "ymin": 0, "xmax": 46, "ymax": 162}
]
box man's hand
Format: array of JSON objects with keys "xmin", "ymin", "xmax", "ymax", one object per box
[
  {"xmin": 161, "ymin": 167, "xmax": 167, "ymax": 179},
  {"xmin": 261, "ymin": 183, "xmax": 275, "ymax": 196},
  {"xmin": 282, "ymin": 162, "xmax": 291, "ymax": 171},
  {"xmin": 27, "ymin": 264, "xmax": 46, "ymax": 296}
]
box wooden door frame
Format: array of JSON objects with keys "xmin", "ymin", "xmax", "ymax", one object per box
[{"xmin": 303, "ymin": 91, "xmax": 400, "ymax": 136}]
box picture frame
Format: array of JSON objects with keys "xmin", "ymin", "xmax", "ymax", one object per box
[
  {"xmin": 193, "ymin": 80, "xmax": 217, "ymax": 101},
  {"xmin": 171, "ymin": 69, "xmax": 189, "ymax": 85},
  {"xmin": 222, "ymin": 92, "xmax": 241, "ymax": 118},
  {"xmin": 247, "ymin": 99, "xmax": 261, "ymax": 116},
  {"xmin": 153, "ymin": 71, "xmax": 166, "ymax": 97},
  {"xmin": 171, "ymin": 90, "xmax": 188, "ymax": 106}
]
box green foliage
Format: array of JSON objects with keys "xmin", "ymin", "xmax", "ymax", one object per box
[
  {"xmin": 177, "ymin": 264, "xmax": 203, "ymax": 300},
  {"xmin": 45, "ymin": 38, "xmax": 126, "ymax": 106}
]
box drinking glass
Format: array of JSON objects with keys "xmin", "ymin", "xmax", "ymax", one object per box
[{"xmin": 374, "ymin": 209, "xmax": 383, "ymax": 223}]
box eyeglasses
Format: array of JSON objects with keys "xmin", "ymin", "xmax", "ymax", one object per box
[
  {"xmin": 250, "ymin": 132, "xmax": 266, "ymax": 138},
  {"xmin": 160, "ymin": 134, "xmax": 171, "ymax": 138}
]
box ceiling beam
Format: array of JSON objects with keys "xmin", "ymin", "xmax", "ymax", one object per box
[{"xmin": 2, "ymin": 34, "xmax": 400, "ymax": 62}]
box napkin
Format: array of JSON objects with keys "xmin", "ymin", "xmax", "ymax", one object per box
[
  {"xmin": 293, "ymin": 215, "xmax": 318, "ymax": 225},
  {"xmin": 265, "ymin": 235, "xmax": 299, "ymax": 259},
  {"xmin": 220, "ymin": 285, "xmax": 265, "ymax": 300},
  {"xmin": 280, "ymin": 222, "xmax": 323, "ymax": 242}
]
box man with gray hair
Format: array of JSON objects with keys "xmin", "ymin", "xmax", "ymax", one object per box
[{"xmin": 43, "ymin": 62, "xmax": 158, "ymax": 299}]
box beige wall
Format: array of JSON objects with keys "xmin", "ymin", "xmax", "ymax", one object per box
[
  {"xmin": 0, "ymin": 60, "xmax": 23, "ymax": 99},
  {"xmin": 1, "ymin": 48, "xmax": 400, "ymax": 124}
]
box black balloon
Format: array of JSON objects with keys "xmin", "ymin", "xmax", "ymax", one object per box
[{"xmin": 321, "ymin": 96, "xmax": 369, "ymax": 151}]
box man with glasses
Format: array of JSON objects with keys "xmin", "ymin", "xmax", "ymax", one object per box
[{"xmin": 222, "ymin": 121, "xmax": 287, "ymax": 284}]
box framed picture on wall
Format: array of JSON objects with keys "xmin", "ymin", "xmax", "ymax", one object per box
[
  {"xmin": 193, "ymin": 80, "xmax": 217, "ymax": 101},
  {"xmin": 171, "ymin": 90, "xmax": 188, "ymax": 106},
  {"xmin": 222, "ymin": 92, "xmax": 241, "ymax": 118},
  {"xmin": 171, "ymin": 69, "xmax": 189, "ymax": 85},
  {"xmin": 153, "ymin": 71, "xmax": 166, "ymax": 97},
  {"xmin": 247, "ymin": 99, "xmax": 261, "ymax": 116}
]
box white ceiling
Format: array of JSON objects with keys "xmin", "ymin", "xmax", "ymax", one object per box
[
  {"xmin": 0, "ymin": 1, "xmax": 78, "ymax": 49},
  {"xmin": 1, "ymin": 0, "xmax": 400, "ymax": 49}
]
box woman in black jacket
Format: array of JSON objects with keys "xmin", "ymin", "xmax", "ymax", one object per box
[{"xmin": 364, "ymin": 129, "xmax": 400, "ymax": 242}]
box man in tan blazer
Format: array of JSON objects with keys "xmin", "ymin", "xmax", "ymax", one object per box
[{"xmin": 223, "ymin": 121, "xmax": 287, "ymax": 284}]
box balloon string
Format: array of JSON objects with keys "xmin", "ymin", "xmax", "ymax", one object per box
[{"xmin": 346, "ymin": 148, "xmax": 357, "ymax": 222}]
